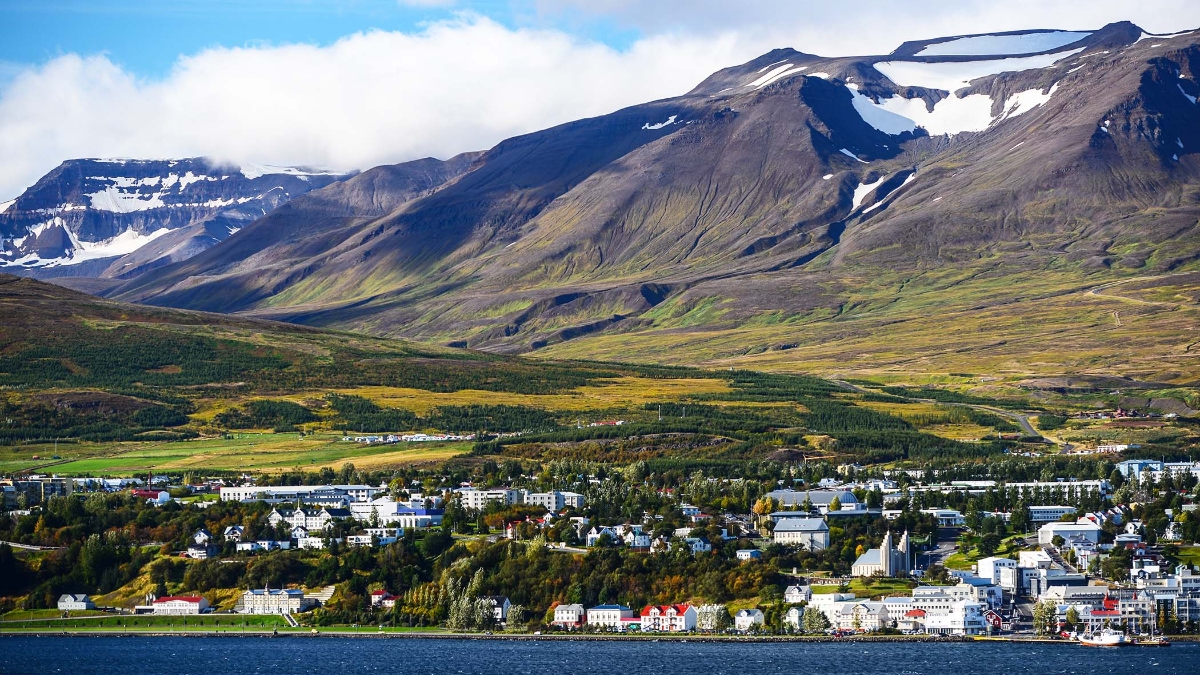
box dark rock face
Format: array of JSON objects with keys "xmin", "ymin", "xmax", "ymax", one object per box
[
  {"xmin": 0, "ymin": 158, "xmax": 352, "ymax": 278},
  {"xmin": 99, "ymin": 23, "xmax": 1200, "ymax": 354}
]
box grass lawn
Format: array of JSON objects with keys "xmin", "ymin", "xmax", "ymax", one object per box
[
  {"xmin": 811, "ymin": 577, "xmax": 915, "ymax": 598},
  {"xmin": 944, "ymin": 533, "xmax": 1036, "ymax": 571},
  {"xmin": 1172, "ymin": 546, "xmax": 1200, "ymax": 569},
  {"xmin": 0, "ymin": 613, "xmax": 289, "ymax": 630}
]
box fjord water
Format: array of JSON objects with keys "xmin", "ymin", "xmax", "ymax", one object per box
[{"xmin": 0, "ymin": 637, "xmax": 1193, "ymax": 674}]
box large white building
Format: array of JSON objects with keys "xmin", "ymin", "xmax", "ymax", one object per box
[
  {"xmin": 240, "ymin": 588, "xmax": 314, "ymax": 614},
  {"xmin": 1038, "ymin": 521, "xmax": 1102, "ymax": 546},
  {"xmin": 1028, "ymin": 506, "xmax": 1077, "ymax": 524},
  {"xmin": 585, "ymin": 604, "xmax": 636, "ymax": 629},
  {"xmin": 150, "ymin": 595, "xmax": 209, "ymax": 615},
  {"xmin": 976, "ymin": 556, "xmax": 1018, "ymax": 584},
  {"xmin": 457, "ymin": 488, "xmax": 522, "ymax": 510},
  {"xmin": 772, "ymin": 518, "xmax": 830, "ymax": 550},
  {"xmin": 220, "ymin": 484, "xmax": 383, "ymax": 504}
]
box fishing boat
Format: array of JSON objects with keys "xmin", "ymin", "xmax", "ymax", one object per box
[{"xmin": 1079, "ymin": 629, "xmax": 1127, "ymax": 647}]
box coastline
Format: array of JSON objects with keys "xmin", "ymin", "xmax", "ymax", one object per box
[{"xmin": 4, "ymin": 629, "xmax": 1193, "ymax": 643}]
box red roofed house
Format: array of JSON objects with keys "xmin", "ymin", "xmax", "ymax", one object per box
[
  {"xmin": 152, "ymin": 595, "xmax": 209, "ymax": 615},
  {"xmin": 897, "ymin": 608, "xmax": 926, "ymax": 632},
  {"xmin": 131, "ymin": 489, "xmax": 171, "ymax": 506},
  {"xmin": 370, "ymin": 590, "xmax": 397, "ymax": 609},
  {"xmin": 640, "ymin": 604, "xmax": 697, "ymax": 632}
]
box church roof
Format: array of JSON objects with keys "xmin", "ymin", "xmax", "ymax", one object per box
[{"xmin": 853, "ymin": 548, "xmax": 882, "ymax": 566}]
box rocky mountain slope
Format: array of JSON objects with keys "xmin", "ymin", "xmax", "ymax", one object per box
[
  {"xmin": 0, "ymin": 158, "xmax": 353, "ymax": 283},
  {"xmin": 97, "ymin": 22, "xmax": 1200, "ymax": 383}
]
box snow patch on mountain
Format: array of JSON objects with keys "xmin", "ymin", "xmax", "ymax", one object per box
[
  {"xmin": 875, "ymin": 49, "xmax": 1083, "ymax": 92},
  {"xmin": 1002, "ymin": 84, "xmax": 1060, "ymax": 118},
  {"xmin": 748, "ymin": 64, "xmax": 807, "ymax": 89},
  {"xmin": 642, "ymin": 115, "xmax": 679, "ymax": 130},
  {"xmin": 852, "ymin": 175, "xmax": 887, "ymax": 210},
  {"xmin": 0, "ymin": 199, "xmax": 13, "ymax": 214},
  {"xmin": 847, "ymin": 84, "xmax": 917, "ymax": 135},
  {"xmin": 916, "ymin": 31, "xmax": 1091, "ymax": 57},
  {"xmin": 86, "ymin": 186, "xmax": 168, "ymax": 213}
]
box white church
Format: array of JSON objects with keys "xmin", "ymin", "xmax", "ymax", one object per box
[{"xmin": 851, "ymin": 530, "xmax": 912, "ymax": 577}]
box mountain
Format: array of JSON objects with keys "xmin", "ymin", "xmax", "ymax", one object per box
[
  {"xmin": 0, "ymin": 158, "xmax": 353, "ymax": 284},
  {"xmin": 102, "ymin": 23, "xmax": 1200, "ymax": 384}
]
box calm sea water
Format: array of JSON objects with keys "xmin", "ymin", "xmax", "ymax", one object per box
[{"xmin": 0, "ymin": 637, "xmax": 1192, "ymax": 674}]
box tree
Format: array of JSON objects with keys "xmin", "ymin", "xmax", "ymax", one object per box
[
  {"xmin": 1011, "ymin": 502, "xmax": 1031, "ymax": 534},
  {"xmin": 1033, "ymin": 600, "xmax": 1056, "ymax": 636},
  {"xmin": 1065, "ymin": 606, "xmax": 1080, "ymax": 631},
  {"xmin": 829, "ymin": 496, "xmax": 841, "ymax": 513},
  {"xmin": 802, "ymin": 606, "xmax": 831, "ymax": 634},
  {"xmin": 978, "ymin": 533, "xmax": 1002, "ymax": 557}
]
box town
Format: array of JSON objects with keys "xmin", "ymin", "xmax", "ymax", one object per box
[{"xmin": 2, "ymin": 454, "xmax": 1198, "ymax": 643}]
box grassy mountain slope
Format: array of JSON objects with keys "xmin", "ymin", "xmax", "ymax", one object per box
[{"xmin": 101, "ymin": 26, "xmax": 1200, "ymax": 385}]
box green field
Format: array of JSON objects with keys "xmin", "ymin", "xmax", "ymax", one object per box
[{"xmin": 4, "ymin": 433, "xmax": 472, "ymax": 476}]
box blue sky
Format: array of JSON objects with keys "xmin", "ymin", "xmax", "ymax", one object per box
[
  {"xmin": 2, "ymin": 0, "xmax": 1200, "ymax": 199},
  {"xmin": 0, "ymin": 1, "xmax": 637, "ymax": 79}
]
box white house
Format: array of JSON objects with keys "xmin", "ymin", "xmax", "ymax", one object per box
[
  {"xmin": 784, "ymin": 585, "xmax": 812, "ymax": 604},
  {"xmin": 640, "ymin": 604, "xmax": 697, "ymax": 632},
  {"xmin": 192, "ymin": 529, "xmax": 212, "ymax": 546},
  {"xmin": 734, "ymin": 608, "xmax": 764, "ymax": 632},
  {"xmin": 736, "ymin": 549, "xmax": 762, "ymax": 561},
  {"xmin": 924, "ymin": 601, "xmax": 987, "ymax": 635},
  {"xmin": 222, "ymin": 525, "xmax": 245, "ymax": 542},
  {"xmin": 481, "ymin": 596, "xmax": 511, "ymax": 623},
  {"xmin": 552, "ymin": 603, "xmax": 585, "ymax": 629},
  {"xmin": 57, "ymin": 594, "xmax": 94, "ymax": 611},
  {"xmin": 586, "ymin": 604, "xmax": 636, "ymax": 630}
]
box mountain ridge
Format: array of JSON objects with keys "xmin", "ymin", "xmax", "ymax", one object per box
[{"xmin": 26, "ymin": 22, "xmax": 1200, "ymax": 384}]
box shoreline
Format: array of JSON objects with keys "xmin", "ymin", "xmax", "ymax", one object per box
[{"xmin": 2, "ymin": 629, "xmax": 1193, "ymax": 643}]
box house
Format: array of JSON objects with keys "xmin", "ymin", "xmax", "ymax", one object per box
[
  {"xmin": 57, "ymin": 594, "xmax": 94, "ymax": 611},
  {"xmin": 897, "ymin": 608, "xmax": 926, "ymax": 632},
  {"xmin": 192, "ymin": 529, "xmax": 212, "ymax": 546},
  {"xmin": 185, "ymin": 544, "xmax": 217, "ymax": 560},
  {"xmin": 480, "ymin": 596, "xmax": 511, "ymax": 623},
  {"xmin": 152, "ymin": 595, "xmax": 209, "ymax": 615},
  {"xmin": 586, "ymin": 604, "xmax": 636, "ymax": 630},
  {"xmin": 240, "ymin": 588, "xmax": 314, "ymax": 614},
  {"xmin": 369, "ymin": 590, "xmax": 398, "ymax": 609},
  {"xmin": 734, "ymin": 608, "xmax": 764, "ymax": 632},
  {"xmin": 552, "ymin": 603, "xmax": 585, "ymax": 629},
  {"xmin": 924, "ymin": 601, "xmax": 987, "ymax": 635},
  {"xmin": 783, "ymin": 607, "xmax": 803, "ymax": 631},
  {"xmin": 784, "ymin": 585, "xmax": 812, "ymax": 604},
  {"xmin": 772, "ymin": 517, "xmax": 830, "ymax": 550},
  {"xmin": 640, "ymin": 604, "xmax": 697, "ymax": 632},
  {"xmin": 684, "ymin": 537, "xmax": 712, "ymax": 554},
  {"xmin": 222, "ymin": 525, "xmax": 245, "ymax": 542},
  {"xmin": 830, "ymin": 601, "xmax": 890, "ymax": 631},
  {"xmin": 976, "ymin": 556, "xmax": 1018, "ymax": 584},
  {"xmin": 132, "ymin": 489, "xmax": 171, "ymax": 506},
  {"xmin": 736, "ymin": 549, "xmax": 762, "ymax": 561}
]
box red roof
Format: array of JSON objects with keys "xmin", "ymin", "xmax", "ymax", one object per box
[
  {"xmin": 904, "ymin": 609, "xmax": 927, "ymax": 618},
  {"xmin": 640, "ymin": 604, "xmax": 692, "ymax": 617},
  {"xmin": 1092, "ymin": 610, "xmax": 1120, "ymax": 617},
  {"xmin": 154, "ymin": 595, "xmax": 203, "ymax": 603}
]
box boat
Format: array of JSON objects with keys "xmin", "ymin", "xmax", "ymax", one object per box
[
  {"xmin": 1079, "ymin": 629, "xmax": 1127, "ymax": 647},
  {"xmin": 1131, "ymin": 634, "xmax": 1171, "ymax": 647}
]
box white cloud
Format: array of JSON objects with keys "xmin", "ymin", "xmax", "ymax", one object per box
[
  {"xmin": 0, "ymin": 14, "xmax": 748, "ymax": 199},
  {"xmin": 2, "ymin": 2, "xmax": 1200, "ymax": 199},
  {"xmin": 536, "ymin": 0, "xmax": 1200, "ymax": 56}
]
